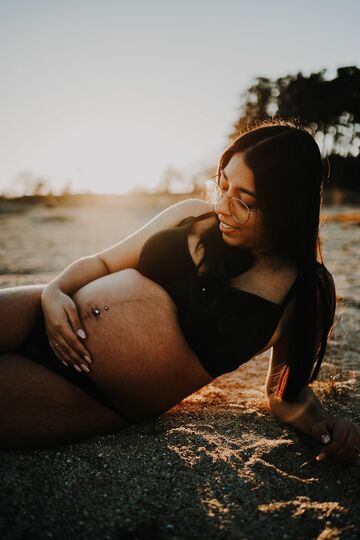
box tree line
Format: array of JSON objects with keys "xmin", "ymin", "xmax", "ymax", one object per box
[
  {"xmin": 158, "ymin": 66, "xmax": 359, "ymax": 196},
  {"xmin": 230, "ymin": 65, "xmax": 360, "ymax": 193}
]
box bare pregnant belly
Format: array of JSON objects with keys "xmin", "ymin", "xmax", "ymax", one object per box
[{"xmin": 72, "ymin": 269, "xmax": 213, "ymax": 421}]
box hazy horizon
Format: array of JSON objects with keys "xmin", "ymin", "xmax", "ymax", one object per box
[{"xmin": 1, "ymin": 0, "xmax": 359, "ymax": 195}]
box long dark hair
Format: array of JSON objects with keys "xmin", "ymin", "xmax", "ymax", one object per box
[{"xmin": 195, "ymin": 118, "xmax": 336, "ymax": 402}]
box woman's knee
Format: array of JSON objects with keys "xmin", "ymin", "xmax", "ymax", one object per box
[{"xmin": 0, "ymin": 284, "xmax": 45, "ymax": 352}]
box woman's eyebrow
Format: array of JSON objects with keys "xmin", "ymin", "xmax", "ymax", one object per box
[{"xmin": 222, "ymin": 169, "xmax": 257, "ymax": 199}]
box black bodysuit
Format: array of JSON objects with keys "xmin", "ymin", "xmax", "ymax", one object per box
[
  {"xmin": 18, "ymin": 211, "xmax": 301, "ymax": 408},
  {"xmin": 138, "ymin": 212, "xmax": 299, "ymax": 377}
]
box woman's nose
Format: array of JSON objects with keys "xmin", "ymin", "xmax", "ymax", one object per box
[{"xmin": 213, "ymin": 196, "xmax": 230, "ymax": 216}]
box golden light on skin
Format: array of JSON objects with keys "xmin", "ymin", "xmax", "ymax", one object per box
[{"xmin": 268, "ymin": 393, "xmax": 310, "ymax": 425}]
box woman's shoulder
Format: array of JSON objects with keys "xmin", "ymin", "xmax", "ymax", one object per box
[
  {"xmin": 149, "ymin": 198, "xmax": 213, "ymax": 231},
  {"xmin": 172, "ymin": 198, "xmax": 213, "ymax": 221},
  {"xmin": 174, "ymin": 199, "xmax": 216, "ymax": 231}
]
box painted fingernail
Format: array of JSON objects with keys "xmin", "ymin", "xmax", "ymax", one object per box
[
  {"xmin": 84, "ymin": 354, "xmax": 92, "ymax": 364},
  {"xmin": 321, "ymin": 434, "xmax": 330, "ymax": 444},
  {"xmin": 316, "ymin": 452, "xmax": 327, "ymax": 461},
  {"xmin": 80, "ymin": 363, "xmax": 90, "ymax": 373},
  {"xmin": 61, "ymin": 361, "xmax": 69, "ymax": 367},
  {"xmin": 77, "ymin": 329, "xmax": 87, "ymax": 339},
  {"xmin": 74, "ymin": 365, "xmax": 82, "ymax": 373}
]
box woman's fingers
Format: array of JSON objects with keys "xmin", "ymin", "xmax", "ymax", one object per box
[
  {"xmin": 50, "ymin": 315, "xmax": 92, "ymax": 364},
  {"xmin": 49, "ymin": 340, "xmax": 72, "ymax": 368},
  {"xmin": 62, "ymin": 305, "xmax": 93, "ymax": 363},
  {"xmin": 324, "ymin": 429, "xmax": 352, "ymax": 463},
  {"xmin": 318, "ymin": 421, "xmax": 347, "ymax": 460},
  {"xmin": 58, "ymin": 339, "xmax": 91, "ymax": 373},
  {"xmin": 329, "ymin": 423, "xmax": 360, "ymax": 464},
  {"xmin": 64, "ymin": 304, "xmax": 88, "ymax": 342},
  {"xmin": 49, "ymin": 334, "xmax": 91, "ymax": 373},
  {"xmin": 42, "ymin": 290, "xmax": 92, "ymax": 372},
  {"xmin": 61, "ymin": 329, "xmax": 92, "ymax": 365},
  {"xmin": 317, "ymin": 419, "xmax": 360, "ymax": 464}
]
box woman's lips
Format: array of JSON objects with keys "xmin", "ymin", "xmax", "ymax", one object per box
[{"xmin": 219, "ymin": 220, "xmax": 241, "ymax": 234}]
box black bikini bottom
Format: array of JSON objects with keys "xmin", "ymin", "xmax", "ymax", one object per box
[{"xmin": 17, "ymin": 312, "xmax": 120, "ymax": 414}]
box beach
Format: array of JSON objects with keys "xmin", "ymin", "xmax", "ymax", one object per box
[{"xmin": 0, "ymin": 199, "xmax": 359, "ymax": 540}]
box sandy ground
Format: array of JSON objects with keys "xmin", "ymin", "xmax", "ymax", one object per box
[{"xmin": 0, "ymin": 200, "xmax": 359, "ymax": 540}]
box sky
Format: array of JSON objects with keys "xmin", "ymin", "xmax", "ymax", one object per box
[{"xmin": 0, "ymin": 0, "xmax": 359, "ymax": 195}]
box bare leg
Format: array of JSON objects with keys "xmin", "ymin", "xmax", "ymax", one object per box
[
  {"xmin": 0, "ymin": 271, "xmax": 213, "ymax": 448},
  {"xmin": 0, "ymin": 284, "xmax": 44, "ymax": 351},
  {"xmin": 0, "ymin": 284, "xmax": 130, "ymax": 450},
  {"xmin": 0, "ymin": 353, "xmax": 129, "ymax": 450}
]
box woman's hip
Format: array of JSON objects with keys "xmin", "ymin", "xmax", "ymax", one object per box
[{"xmin": 72, "ymin": 269, "xmax": 214, "ymax": 421}]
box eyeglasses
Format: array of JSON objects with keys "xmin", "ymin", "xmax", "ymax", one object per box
[{"xmin": 205, "ymin": 179, "xmax": 259, "ymax": 224}]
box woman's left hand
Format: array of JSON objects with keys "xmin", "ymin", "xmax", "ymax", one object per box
[{"xmin": 311, "ymin": 417, "xmax": 360, "ymax": 465}]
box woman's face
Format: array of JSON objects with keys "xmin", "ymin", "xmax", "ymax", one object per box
[{"xmin": 213, "ymin": 153, "xmax": 269, "ymax": 256}]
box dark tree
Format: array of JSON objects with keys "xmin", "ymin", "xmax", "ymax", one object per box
[{"xmin": 230, "ymin": 66, "xmax": 360, "ymax": 193}]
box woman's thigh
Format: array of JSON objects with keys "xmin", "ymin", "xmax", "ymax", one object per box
[
  {"xmin": 0, "ymin": 284, "xmax": 44, "ymax": 351},
  {"xmin": 72, "ymin": 269, "xmax": 214, "ymax": 421},
  {"xmin": 0, "ymin": 353, "xmax": 129, "ymax": 450}
]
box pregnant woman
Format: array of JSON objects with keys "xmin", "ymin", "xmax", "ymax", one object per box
[{"xmin": 1, "ymin": 120, "xmax": 359, "ymax": 462}]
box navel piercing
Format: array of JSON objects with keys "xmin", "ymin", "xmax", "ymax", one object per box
[{"xmin": 91, "ymin": 305, "xmax": 109, "ymax": 317}]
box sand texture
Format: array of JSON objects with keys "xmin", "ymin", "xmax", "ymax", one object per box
[{"xmin": 0, "ymin": 201, "xmax": 359, "ymax": 540}]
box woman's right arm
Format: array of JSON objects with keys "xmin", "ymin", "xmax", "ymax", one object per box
[
  {"xmin": 41, "ymin": 198, "xmax": 213, "ymax": 370},
  {"xmin": 43, "ymin": 198, "xmax": 211, "ymax": 296},
  {"xmin": 266, "ymin": 274, "xmax": 360, "ymax": 465}
]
